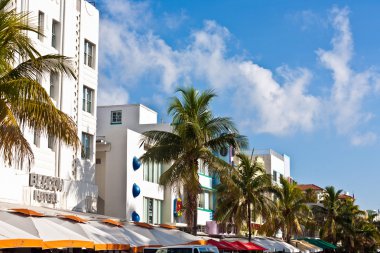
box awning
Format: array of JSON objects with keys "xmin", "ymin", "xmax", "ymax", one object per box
[
  {"xmin": 0, "ymin": 211, "xmax": 93, "ymax": 249},
  {"xmin": 0, "ymin": 220, "xmax": 43, "ymax": 248},
  {"xmin": 253, "ymin": 237, "xmax": 300, "ymax": 252},
  {"xmin": 244, "ymin": 242, "xmax": 267, "ymax": 251},
  {"xmin": 126, "ymin": 223, "xmax": 206, "ymax": 247},
  {"xmin": 50, "ymin": 216, "xmax": 130, "ymax": 251},
  {"xmin": 291, "ymin": 240, "xmax": 322, "ymax": 253},
  {"xmin": 207, "ymin": 239, "xmax": 236, "ymax": 251},
  {"xmin": 89, "ymin": 220, "xmax": 158, "ymax": 249},
  {"xmin": 224, "ymin": 241, "xmax": 249, "ymax": 251},
  {"xmin": 299, "ymin": 238, "xmax": 337, "ymax": 250},
  {"xmin": 229, "ymin": 241, "xmax": 266, "ymax": 251}
]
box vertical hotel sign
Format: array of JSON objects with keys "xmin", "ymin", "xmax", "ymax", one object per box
[{"xmin": 29, "ymin": 173, "xmax": 64, "ymax": 204}]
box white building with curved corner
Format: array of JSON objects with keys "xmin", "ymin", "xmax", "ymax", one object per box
[
  {"xmin": 0, "ymin": 0, "xmax": 99, "ymax": 213},
  {"xmin": 96, "ymin": 104, "xmax": 217, "ymax": 229}
]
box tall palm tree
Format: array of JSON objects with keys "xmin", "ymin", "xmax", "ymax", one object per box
[
  {"xmin": 0, "ymin": 0, "xmax": 79, "ymax": 167},
  {"xmin": 214, "ymin": 153, "xmax": 275, "ymax": 241},
  {"xmin": 140, "ymin": 87, "xmax": 247, "ymax": 235},
  {"xmin": 320, "ymin": 186, "xmax": 343, "ymax": 244},
  {"xmin": 260, "ymin": 177, "xmax": 310, "ymax": 243}
]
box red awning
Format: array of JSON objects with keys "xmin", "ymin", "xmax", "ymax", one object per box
[
  {"xmin": 243, "ymin": 242, "xmax": 266, "ymax": 251},
  {"xmin": 207, "ymin": 239, "xmax": 236, "ymax": 251},
  {"xmin": 227, "ymin": 241, "xmax": 266, "ymax": 251},
  {"xmin": 222, "ymin": 241, "xmax": 247, "ymax": 251}
]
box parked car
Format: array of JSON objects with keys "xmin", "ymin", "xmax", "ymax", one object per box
[{"xmin": 150, "ymin": 245, "xmax": 219, "ymax": 253}]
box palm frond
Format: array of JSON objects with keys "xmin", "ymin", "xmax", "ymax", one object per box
[{"xmin": 0, "ymin": 100, "xmax": 33, "ymax": 166}]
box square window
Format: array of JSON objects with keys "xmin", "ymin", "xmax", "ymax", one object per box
[
  {"xmin": 84, "ymin": 40, "xmax": 95, "ymax": 68},
  {"xmin": 82, "ymin": 86, "xmax": 93, "ymax": 113},
  {"xmin": 111, "ymin": 110, "xmax": 122, "ymax": 124}
]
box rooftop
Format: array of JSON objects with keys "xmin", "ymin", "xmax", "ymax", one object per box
[{"xmin": 297, "ymin": 184, "xmax": 324, "ymax": 191}]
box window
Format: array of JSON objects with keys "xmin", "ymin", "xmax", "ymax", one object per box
[
  {"xmin": 48, "ymin": 135, "xmax": 55, "ymax": 150},
  {"xmin": 198, "ymin": 192, "xmax": 209, "ymax": 209},
  {"xmin": 198, "ymin": 160, "xmax": 208, "ymax": 175},
  {"xmin": 38, "ymin": 11, "xmax": 44, "ymax": 40},
  {"xmin": 82, "ymin": 86, "xmax": 93, "ymax": 113},
  {"xmin": 272, "ymin": 171, "xmax": 278, "ymax": 182},
  {"xmin": 111, "ymin": 110, "xmax": 122, "ymax": 124},
  {"xmin": 33, "ymin": 131, "xmax": 40, "ymax": 148},
  {"xmin": 51, "ymin": 20, "xmax": 59, "ymax": 49},
  {"xmin": 50, "ymin": 71, "xmax": 58, "ymax": 99},
  {"xmin": 143, "ymin": 161, "xmax": 162, "ymax": 184},
  {"xmin": 84, "ymin": 40, "xmax": 95, "ymax": 68},
  {"xmin": 81, "ymin": 132, "xmax": 93, "ymax": 159},
  {"xmin": 143, "ymin": 197, "xmax": 162, "ymax": 224}
]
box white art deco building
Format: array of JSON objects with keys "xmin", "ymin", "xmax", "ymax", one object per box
[
  {"xmin": 96, "ymin": 104, "xmax": 217, "ymax": 228},
  {"xmin": 0, "ymin": 0, "xmax": 99, "ymax": 212}
]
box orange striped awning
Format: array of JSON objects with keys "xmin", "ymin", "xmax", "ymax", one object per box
[
  {"xmin": 58, "ymin": 214, "xmax": 88, "ymax": 223},
  {"xmin": 102, "ymin": 219, "xmax": 123, "ymax": 227},
  {"xmin": 10, "ymin": 208, "xmax": 44, "ymax": 217}
]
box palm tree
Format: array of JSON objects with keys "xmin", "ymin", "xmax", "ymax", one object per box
[
  {"xmin": 0, "ymin": 0, "xmax": 79, "ymax": 167},
  {"xmin": 214, "ymin": 153, "xmax": 275, "ymax": 241},
  {"xmin": 260, "ymin": 177, "xmax": 310, "ymax": 243},
  {"xmin": 140, "ymin": 87, "xmax": 247, "ymax": 235},
  {"xmin": 320, "ymin": 186, "xmax": 343, "ymax": 244}
]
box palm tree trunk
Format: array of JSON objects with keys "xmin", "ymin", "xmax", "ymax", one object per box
[
  {"xmin": 248, "ymin": 202, "xmax": 252, "ymax": 242},
  {"xmin": 192, "ymin": 207, "xmax": 198, "ymax": 236}
]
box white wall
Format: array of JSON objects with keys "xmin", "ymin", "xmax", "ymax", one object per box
[
  {"xmin": 0, "ymin": 0, "xmax": 99, "ymax": 212},
  {"xmin": 96, "ymin": 105, "xmax": 169, "ymax": 220}
]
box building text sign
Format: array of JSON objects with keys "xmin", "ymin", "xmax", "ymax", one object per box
[{"xmin": 29, "ymin": 173, "xmax": 64, "ymax": 204}]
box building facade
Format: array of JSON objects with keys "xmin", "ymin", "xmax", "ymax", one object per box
[
  {"xmin": 96, "ymin": 104, "xmax": 170, "ymax": 222},
  {"xmin": 0, "ymin": 0, "xmax": 99, "ymax": 212},
  {"xmin": 96, "ymin": 104, "xmax": 217, "ymax": 228},
  {"xmin": 247, "ymin": 149, "xmax": 291, "ymax": 184}
]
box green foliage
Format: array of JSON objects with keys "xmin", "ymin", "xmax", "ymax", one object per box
[
  {"xmin": 310, "ymin": 186, "xmax": 380, "ymax": 252},
  {"xmin": 260, "ymin": 177, "xmax": 310, "ymax": 243},
  {"xmin": 214, "ymin": 153, "xmax": 276, "ymax": 241},
  {"xmin": 0, "ymin": 0, "xmax": 79, "ymax": 167},
  {"xmin": 140, "ymin": 87, "xmax": 247, "ymax": 235}
]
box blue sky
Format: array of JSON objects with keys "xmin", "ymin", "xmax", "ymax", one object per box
[{"xmin": 97, "ymin": 0, "xmax": 380, "ymax": 210}]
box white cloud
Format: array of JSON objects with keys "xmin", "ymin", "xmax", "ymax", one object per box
[
  {"xmin": 163, "ymin": 10, "xmax": 188, "ymax": 30},
  {"xmin": 289, "ymin": 10, "xmax": 327, "ymax": 31},
  {"xmin": 97, "ymin": 84, "xmax": 129, "ymax": 106},
  {"xmin": 98, "ymin": 2, "xmax": 379, "ymax": 144},
  {"xmin": 317, "ymin": 7, "xmax": 379, "ymax": 144},
  {"xmin": 351, "ymin": 132, "xmax": 377, "ymax": 146}
]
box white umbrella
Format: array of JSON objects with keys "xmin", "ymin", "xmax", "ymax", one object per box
[
  {"xmin": 89, "ymin": 220, "xmax": 157, "ymax": 248},
  {"xmin": 0, "ymin": 210, "xmax": 93, "ymax": 249},
  {"xmin": 253, "ymin": 237, "xmax": 300, "ymax": 253},
  {"xmin": 48, "ymin": 216, "xmax": 130, "ymax": 251},
  {"xmin": 126, "ymin": 223, "xmax": 206, "ymax": 247},
  {"xmin": 291, "ymin": 240, "xmax": 322, "ymax": 253},
  {"xmin": 0, "ymin": 220, "xmax": 42, "ymax": 249}
]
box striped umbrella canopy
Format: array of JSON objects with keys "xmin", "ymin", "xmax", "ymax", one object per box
[
  {"xmin": 0, "ymin": 210, "xmax": 93, "ymax": 249},
  {"xmin": 0, "ymin": 220, "xmax": 42, "ymax": 249},
  {"xmin": 48, "ymin": 216, "xmax": 130, "ymax": 251}
]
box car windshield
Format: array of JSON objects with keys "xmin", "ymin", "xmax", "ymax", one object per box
[
  {"xmin": 166, "ymin": 248, "xmax": 193, "ymax": 253},
  {"xmin": 198, "ymin": 247, "xmax": 219, "ymax": 253}
]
